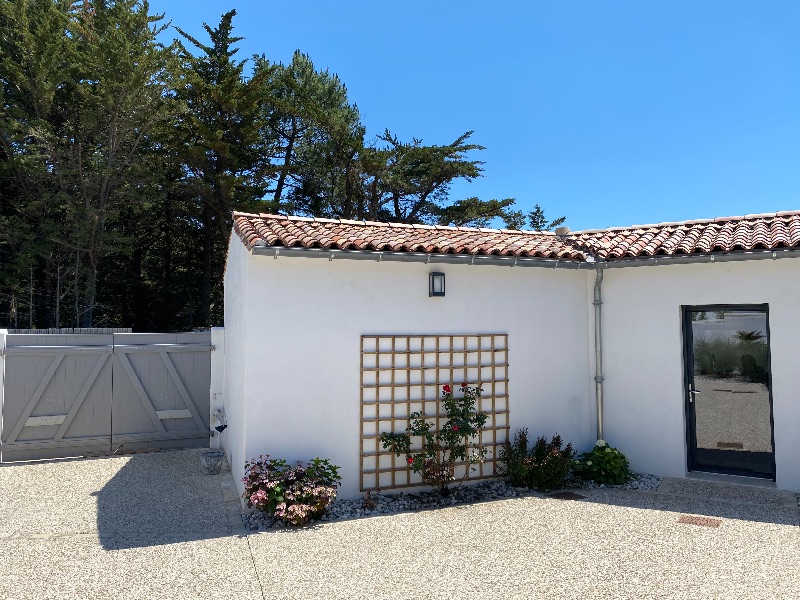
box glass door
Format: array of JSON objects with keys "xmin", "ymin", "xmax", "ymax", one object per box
[{"xmin": 684, "ymin": 306, "xmax": 775, "ymax": 479}]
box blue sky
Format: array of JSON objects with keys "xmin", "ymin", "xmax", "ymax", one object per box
[{"xmin": 149, "ymin": 1, "xmax": 800, "ymax": 231}]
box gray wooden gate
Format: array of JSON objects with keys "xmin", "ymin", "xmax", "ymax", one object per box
[{"xmin": 1, "ymin": 332, "xmax": 211, "ymax": 461}]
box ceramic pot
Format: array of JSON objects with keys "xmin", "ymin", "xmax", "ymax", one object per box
[{"xmin": 200, "ymin": 450, "xmax": 225, "ymax": 475}]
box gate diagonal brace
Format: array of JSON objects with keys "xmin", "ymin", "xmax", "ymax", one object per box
[
  {"xmin": 116, "ymin": 352, "xmax": 166, "ymax": 433},
  {"xmin": 5, "ymin": 354, "xmax": 65, "ymax": 444},
  {"xmin": 55, "ymin": 353, "xmax": 109, "ymax": 441}
]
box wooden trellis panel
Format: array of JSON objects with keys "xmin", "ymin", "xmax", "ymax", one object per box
[{"xmin": 360, "ymin": 334, "xmax": 509, "ymax": 492}]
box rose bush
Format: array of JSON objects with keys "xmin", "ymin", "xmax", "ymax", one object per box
[{"xmin": 380, "ymin": 383, "xmax": 488, "ymax": 495}]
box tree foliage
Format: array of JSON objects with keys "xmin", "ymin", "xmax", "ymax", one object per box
[
  {"xmin": 1, "ymin": 0, "xmax": 177, "ymax": 327},
  {"xmin": 0, "ymin": 2, "xmax": 566, "ymax": 330},
  {"xmin": 172, "ymin": 8, "xmax": 270, "ymax": 326}
]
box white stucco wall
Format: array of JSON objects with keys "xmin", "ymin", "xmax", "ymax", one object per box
[
  {"xmin": 219, "ymin": 236, "xmax": 250, "ymax": 492},
  {"xmin": 600, "ymin": 258, "xmax": 800, "ymax": 490},
  {"xmin": 235, "ymin": 254, "xmax": 595, "ymax": 499},
  {"xmin": 221, "ymin": 235, "xmax": 800, "ymax": 497}
]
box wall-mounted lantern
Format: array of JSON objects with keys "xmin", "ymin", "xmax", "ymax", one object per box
[{"xmin": 429, "ymin": 272, "xmax": 445, "ymax": 297}]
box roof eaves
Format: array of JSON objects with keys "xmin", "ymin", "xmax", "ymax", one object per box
[{"xmin": 252, "ymin": 245, "xmax": 592, "ymax": 268}]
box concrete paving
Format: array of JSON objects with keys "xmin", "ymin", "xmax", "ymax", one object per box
[
  {"xmin": 1, "ymin": 452, "xmax": 799, "ymax": 599},
  {"xmin": 0, "ymin": 449, "xmax": 261, "ymax": 599}
]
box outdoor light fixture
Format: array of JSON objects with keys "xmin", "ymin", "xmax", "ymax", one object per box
[
  {"xmin": 429, "ymin": 272, "xmax": 445, "ymax": 297},
  {"xmin": 211, "ymin": 409, "xmax": 227, "ymax": 433}
]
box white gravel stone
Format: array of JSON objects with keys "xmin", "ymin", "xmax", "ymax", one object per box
[{"xmin": 247, "ymin": 488, "xmax": 800, "ymax": 599}]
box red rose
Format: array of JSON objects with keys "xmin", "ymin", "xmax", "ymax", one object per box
[
  {"xmin": 461, "ymin": 382, "xmax": 467, "ymax": 388},
  {"xmin": 443, "ymin": 384, "xmax": 451, "ymax": 393},
  {"xmin": 407, "ymin": 457, "xmax": 413, "ymax": 465}
]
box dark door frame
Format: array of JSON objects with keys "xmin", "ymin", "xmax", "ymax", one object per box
[{"xmin": 681, "ymin": 304, "xmax": 776, "ymax": 480}]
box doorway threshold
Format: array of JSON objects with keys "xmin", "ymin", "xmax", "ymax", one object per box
[{"xmin": 687, "ymin": 471, "xmax": 776, "ymax": 489}]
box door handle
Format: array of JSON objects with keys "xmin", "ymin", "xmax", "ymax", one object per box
[{"xmin": 688, "ymin": 388, "xmax": 701, "ymax": 403}]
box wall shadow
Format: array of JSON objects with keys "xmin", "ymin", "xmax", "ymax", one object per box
[
  {"xmin": 96, "ymin": 458, "xmax": 796, "ymax": 549},
  {"xmin": 95, "ymin": 448, "xmax": 243, "ymax": 550},
  {"xmin": 541, "ymin": 482, "xmax": 799, "ymax": 527},
  {"xmin": 241, "ymin": 479, "xmax": 798, "ymax": 538}
]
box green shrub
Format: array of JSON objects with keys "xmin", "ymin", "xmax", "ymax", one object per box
[
  {"xmin": 572, "ymin": 440, "xmax": 631, "ymax": 485},
  {"xmin": 527, "ymin": 434, "xmax": 576, "ymax": 491},
  {"xmin": 498, "ymin": 428, "xmax": 531, "ymax": 488},
  {"xmin": 499, "ymin": 428, "xmax": 575, "ymax": 492},
  {"xmin": 242, "ymin": 456, "xmax": 341, "ymax": 526}
]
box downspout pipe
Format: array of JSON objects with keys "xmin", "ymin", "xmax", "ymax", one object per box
[{"xmin": 593, "ymin": 265, "xmax": 605, "ymax": 441}]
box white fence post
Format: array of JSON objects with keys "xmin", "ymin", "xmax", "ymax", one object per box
[
  {"xmin": 0, "ymin": 329, "xmax": 6, "ymax": 460},
  {"xmin": 210, "ymin": 327, "xmax": 225, "ymax": 450}
]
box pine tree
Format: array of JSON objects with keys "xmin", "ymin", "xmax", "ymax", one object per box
[
  {"xmin": 0, "ymin": 0, "xmax": 176, "ymax": 326},
  {"xmin": 527, "ymin": 204, "xmax": 566, "ymax": 231},
  {"xmin": 358, "ymin": 131, "xmax": 485, "ymax": 223},
  {"xmin": 173, "ymin": 9, "xmax": 270, "ymax": 326}
]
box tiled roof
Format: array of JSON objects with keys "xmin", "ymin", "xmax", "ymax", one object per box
[
  {"xmin": 571, "ymin": 211, "xmax": 800, "ymax": 260},
  {"xmin": 232, "ymin": 210, "xmax": 800, "ymax": 263},
  {"xmin": 232, "ymin": 213, "xmax": 586, "ymax": 260}
]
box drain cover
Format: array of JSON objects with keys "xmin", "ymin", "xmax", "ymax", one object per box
[
  {"xmin": 678, "ymin": 515, "xmax": 722, "ymax": 528},
  {"xmin": 716, "ymin": 442, "xmax": 744, "ymax": 450},
  {"xmin": 548, "ymin": 492, "xmax": 586, "ymax": 501}
]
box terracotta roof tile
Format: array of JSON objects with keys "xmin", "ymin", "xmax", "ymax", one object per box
[
  {"xmin": 571, "ymin": 211, "xmax": 800, "ymax": 260},
  {"xmin": 232, "ymin": 211, "xmax": 800, "ymax": 263},
  {"xmin": 232, "ymin": 212, "xmax": 586, "ymax": 260}
]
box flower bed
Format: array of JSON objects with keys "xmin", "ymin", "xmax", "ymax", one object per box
[{"xmin": 243, "ymin": 473, "xmax": 661, "ymax": 530}]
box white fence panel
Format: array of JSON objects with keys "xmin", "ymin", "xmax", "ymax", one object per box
[
  {"xmin": 111, "ymin": 333, "xmax": 211, "ymax": 450},
  {"xmin": 0, "ymin": 332, "xmax": 211, "ymax": 461}
]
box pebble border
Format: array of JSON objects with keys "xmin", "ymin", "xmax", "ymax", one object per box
[{"xmin": 244, "ymin": 473, "xmax": 662, "ymax": 531}]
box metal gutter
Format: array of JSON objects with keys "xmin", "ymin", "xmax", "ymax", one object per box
[
  {"xmin": 593, "ymin": 266, "xmax": 604, "ymax": 441},
  {"xmin": 253, "ymin": 244, "xmax": 800, "ymax": 269},
  {"xmin": 600, "ymin": 247, "xmax": 800, "ymax": 268},
  {"xmin": 251, "ymin": 245, "xmax": 595, "ymax": 269}
]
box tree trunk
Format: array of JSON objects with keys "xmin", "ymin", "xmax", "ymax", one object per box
[
  {"xmin": 28, "ymin": 266, "xmax": 34, "ymax": 329},
  {"xmin": 42, "ymin": 258, "xmax": 53, "ymax": 328},
  {"xmin": 273, "ymin": 119, "xmax": 297, "ymax": 205},
  {"xmin": 11, "ymin": 295, "xmax": 18, "ymax": 329},
  {"xmin": 161, "ymin": 196, "xmax": 174, "ymax": 330},
  {"xmin": 130, "ymin": 243, "xmax": 145, "ymax": 331},
  {"xmin": 81, "ymin": 251, "xmax": 97, "ymax": 328},
  {"xmin": 342, "ymin": 159, "xmax": 353, "ymax": 219},
  {"xmin": 74, "ymin": 249, "xmax": 80, "ymax": 328},
  {"xmin": 200, "ymin": 200, "xmax": 214, "ymax": 328},
  {"xmin": 55, "ymin": 263, "xmax": 62, "ymax": 329}
]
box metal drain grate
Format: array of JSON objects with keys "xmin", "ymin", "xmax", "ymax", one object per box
[
  {"xmin": 678, "ymin": 515, "xmax": 722, "ymax": 528},
  {"xmin": 716, "ymin": 442, "xmax": 744, "ymax": 450},
  {"xmin": 548, "ymin": 491, "xmax": 586, "ymax": 501}
]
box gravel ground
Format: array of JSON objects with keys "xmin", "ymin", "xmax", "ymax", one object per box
[
  {"xmin": 247, "ymin": 484, "xmax": 800, "ymax": 600},
  {"xmin": 2, "ymin": 450, "xmax": 799, "ymax": 600},
  {"xmin": 0, "ymin": 449, "xmax": 236, "ymax": 538},
  {"xmin": 0, "ymin": 449, "xmax": 256, "ymax": 600},
  {"xmin": 0, "ymin": 534, "xmax": 261, "ymax": 600}
]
